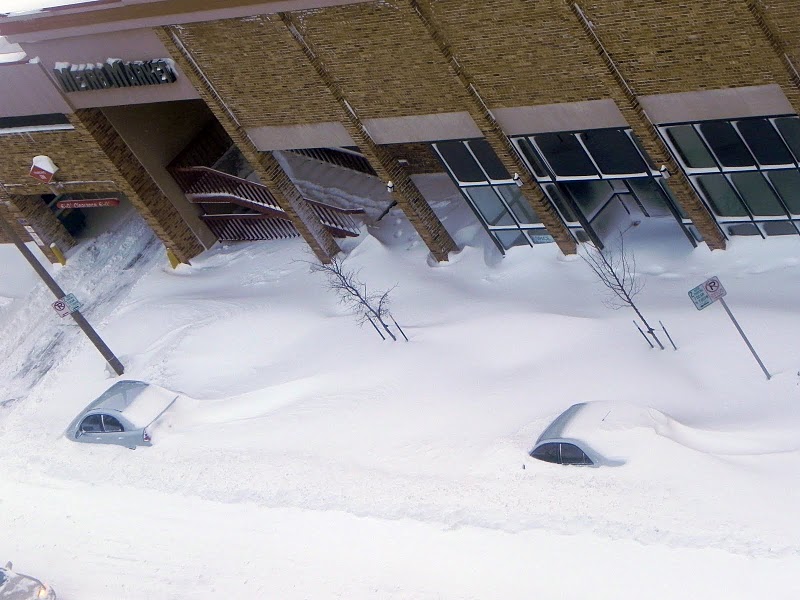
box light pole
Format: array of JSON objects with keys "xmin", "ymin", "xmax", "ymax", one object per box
[{"xmin": 0, "ymin": 213, "xmax": 124, "ymax": 376}]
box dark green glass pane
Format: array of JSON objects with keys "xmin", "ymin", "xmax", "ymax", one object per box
[
  {"xmin": 736, "ymin": 119, "xmax": 793, "ymax": 165},
  {"xmin": 699, "ymin": 121, "xmax": 754, "ymax": 167},
  {"xmin": 563, "ymin": 180, "xmax": 615, "ymax": 220},
  {"xmin": 766, "ymin": 170, "xmax": 800, "ymax": 215},
  {"xmin": 466, "ymin": 187, "xmax": 515, "ymax": 226},
  {"xmin": 730, "ymin": 172, "xmax": 785, "ymax": 216},
  {"xmin": 534, "ymin": 132, "xmax": 596, "ymax": 177},
  {"xmin": 582, "ymin": 129, "xmax": 647, "ymax": 175},
  {"xmin": 775, "ymin": 117, "xmax": 800, "ymax": 162},
  {"xmin": 695, "ymin": 174, "xmax": 748, "ymax": 217},
  {"xmin": 666, "ymin": 125, "xmax": 716, "ymax": 169},
  {"xmin": 496, "ymin": 184, "xmax": 540, "ymax": 224}
]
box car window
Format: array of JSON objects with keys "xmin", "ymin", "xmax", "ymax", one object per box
[
  {"xmin": 0, "ymin": 569, "xmax": 7, "ymax": 586},
  {"xmin": 560, "ymin": 443, "xmax": 593, "ymax": 465},
  {"xmin": 531, "ymin": 442, "xmax": 560, "ymax": 464},
  {"xmin": 79, "ymin": 414, "xmax": 103, "ymax": 433},
  {"xmin": 102, "ymin": 415, "xmax": 124, "ymax": 433}
]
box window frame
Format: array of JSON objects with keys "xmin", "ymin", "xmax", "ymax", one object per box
[{"xmin": 659, "ymin": 114, "xmax": 800, "ymax": 239}]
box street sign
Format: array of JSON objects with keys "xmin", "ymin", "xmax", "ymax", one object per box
[
  {"xmin": 64, "ymin": 293, "xmax": 82, "ymax": 313},
  {"xmin": 51, "ymin": 299, "xmax": 70, "ymax": 318},
  {"xmin": 688, "ymin": 275, "xmax": 726, "ymax": 310},
  {"xmin": 56, "ymin": 198, "xmax": 120, "ymax": 209},
  {"xmin": 703, "ymin": 276, "xmax": 726, "ymax": 301}
]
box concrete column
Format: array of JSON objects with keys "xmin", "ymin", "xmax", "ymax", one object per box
[{"xmin": 156, "ymin": 26, "xmax": 340, "ymax": 264}]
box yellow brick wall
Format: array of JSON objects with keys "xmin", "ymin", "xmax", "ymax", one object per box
[
  {"xmin": 174, "ymin": 16, "xmax": 342, "ymax": 128},
  {"xmin": 427, "ymin": 0, "xmax": 611, "ymax": 107}
]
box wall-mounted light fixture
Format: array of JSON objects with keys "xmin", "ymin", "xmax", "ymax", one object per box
[
  {"xmin": 386, "ymin": 181, "xmax": 394, "ymax": 193},
  {"xmin": 659, "ymin": 165, "xmax": 671, "ymax": 179},
  {"xmin": 513, "ymin": 173, "xmax": 523, "ymax": 187}
]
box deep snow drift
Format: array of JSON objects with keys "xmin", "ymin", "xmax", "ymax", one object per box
[{"xmin": 1, "ymin": 189, "xmax": 799, "ymax": 599}]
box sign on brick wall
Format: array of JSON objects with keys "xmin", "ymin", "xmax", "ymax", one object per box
[{"xmin": 53, "ymin": 59, "xmax": 177, "ymax": 93}]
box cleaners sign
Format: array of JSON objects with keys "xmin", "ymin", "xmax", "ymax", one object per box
[{"xmin": 53, "ymin": 58, "xmax": 177, "ymax": 93}]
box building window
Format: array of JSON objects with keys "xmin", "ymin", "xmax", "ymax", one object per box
[
  {"xmin": 512, "ymin": 128, "xmax": 692, "ymax": 247},
  {"xmin": 660, "ymin": 116, "xmax": 800, "ymax": 238},
  {"xmin": 432, "ymin": 140, "xmax": 553, "ymax": 252},
  {"xmin": 0, "ymin": 113, "xmax": 73, "ymax": 135}
]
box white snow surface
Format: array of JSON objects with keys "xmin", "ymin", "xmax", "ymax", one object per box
[
  {"xmin": 1, "ymin": 194, "xmax": 800, "ymax": 598},
  {"xmin": 0, "ymin": 0, "xmax": 87, "ymax": 16}
]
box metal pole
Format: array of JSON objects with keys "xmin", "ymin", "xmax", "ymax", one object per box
[
  {"xmin": 0, "ymin": 215, "xmax": 124, "ymax": 375},
  {"xmin": 718, "ymin": 297, "xmax": 770, "ymax": 380}
]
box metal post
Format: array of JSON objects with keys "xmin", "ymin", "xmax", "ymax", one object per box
[
  {"xmin": 0, "ymin": 215, "xmax": 124, "ymax": 375},
  {"xmin": 718, "ymin": 297, "xmax": 770, "ymax": 380}
]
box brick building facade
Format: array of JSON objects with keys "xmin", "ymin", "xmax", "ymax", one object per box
[{"xmin": 1, "ymin": 0, "xmax": 799, "ymax": 263}]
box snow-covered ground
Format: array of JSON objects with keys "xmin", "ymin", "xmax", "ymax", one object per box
[{"xmin": 1, "ymin": 183, "xmax": 800, "ymax": 598}]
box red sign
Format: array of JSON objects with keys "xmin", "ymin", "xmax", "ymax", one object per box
[
  {"xmin": 29, "ymin": 165, "xmax": 56, "ymax": 184},
  {"xmin": 56, "ymin": 198, "xmax": 120, "ymax": 209}
]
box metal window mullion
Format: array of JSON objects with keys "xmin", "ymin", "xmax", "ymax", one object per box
[
  {"xmin": 558, "ymin": 183, "xmax": 605, "ymax": 248},
  {"xmin": 694, "ymin": 122, "xmax": 758, "ymax": 174},
  {"xmin": 722, "ymin": 172, "xmax": 765, "ymax": 238},
  {"xmin": 769, "ymin": 116, "xmax": 800, "ymax": 167},
  {"xmin": 431, "ymin": 143, "xmax": 506, "ymax": 254},
  {"xmin": 574, "ymin": 133, "xmax": 604, "ymax": 178},
  {"xmin": 511, "ymin": 137, "xmax": 551, "ymax": 183}
]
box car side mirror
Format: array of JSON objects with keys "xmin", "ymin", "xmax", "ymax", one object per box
[
  {"xmin": 75, "ymin": 430, "xmax": 83, "ymax": 438},
  {"xmin": 4, "ymin": 561, "xmax": 11, "ymax": 570}
]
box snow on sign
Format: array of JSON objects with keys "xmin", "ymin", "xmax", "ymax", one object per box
[
  {"xmin": 688, "ymin": 276, "xmax": 727, "ymax": 311},
  {"xmin": 51, "ymin": 299, "xmax": 70, "ymax": 318},
  {"xmin": 29, "ymin": 155, "xmax": 58, "ymax": 184},
  {"xmin": 64, "ymin": 293, "xmax": 82, "ymax": 313},
  {"xmin": 52, "ymin": 294, "xmax": 81, "ymax": 318}
]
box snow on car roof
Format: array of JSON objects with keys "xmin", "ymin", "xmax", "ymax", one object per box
[
  {"xmin": 537, "ymin": 401, "xmax": 660, "ymax": 444},
  {"xmin": 96, "ymin": 380, "xmax": 177, "ymax": 428},
  {"xmin": 118, "ymin": 385, "xmax": 178, "ymax": 429}
]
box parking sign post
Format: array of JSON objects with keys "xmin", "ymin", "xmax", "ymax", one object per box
[
  {"xmin": 688, "ymin": 275, "xmax": 770, "ymax": 380},
  {"xmin": 0, "ymin": 214, "xmax": 124, "ymax": 376}
]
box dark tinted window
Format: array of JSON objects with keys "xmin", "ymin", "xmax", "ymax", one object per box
[
  {"xmin": 582, "ymin": 129, "xmax": 647, "ymax": 175},
  {"xmin": 0, "ymin": 570, "xmax": 7, "ymax": 585},
  {"xmin": 465, "ymin": 187, "xmax": 515, "ymax": 226},
  {"xmin": 469, "ymin": 140, "xmax": 510, "ymax": 181},
  {"xmin": 436, "ymin": 141, "xmax": 485, "ymax": 182},
  {"xmin": 517, "ymin": 138, "xmax": 549, "ymax": 178},
  {"xmin": 666, "ymin": 125, "xmax": 716, "ymax": 169},
  {"xmin": 80, "ymin": 414, "xmax": 103, "ymax": 433},
  {"xmin": 736, "ymin": 119, "xmax": 794, "ymax": 165},
  {"xmin": 535, "ymin": 133, "xmax": 596, "ymax": 177},
  {"xmin": 531, "ymin": 442, "xmax": 560, "ymax": 464},
  {"xmin": 560, "ymin": 443, "xmax": 593, "ymax": 465},
  {"xmin": 767, "ymin": 170, "xmax": 800, "ymax": 214},
  {"xmin": 730, "ymin": 172, "xmax": 786, "ymax": 216},
  {"xmin": 0, "ymin": 113, "xmax": 71, "ymax": 129},
  {"xmin": 699, "ymin": 121, "xmax": 754, "ymax": 167},
  {"xmin": 102, "ymin": 415, "xmax": 124, "ymax": 433},
  {"xmin": 774, "ymin": 117, "xmax": 800, "ymax": 161},
  {"xmin": 695, "ymin": 174, "xmax": 748, "ymax": 217}
]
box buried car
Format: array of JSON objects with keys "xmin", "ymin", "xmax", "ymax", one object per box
[
  {"xmin": 0, "ymin": 562, "xmax": 55, "ymax": 600},
  {"xmin": 528, "ymin": 401, "xmax": 681, "ymax": 467},
  {"xmin": 65, "ymin": 380, "xmax": 178, "ymax": 449}
]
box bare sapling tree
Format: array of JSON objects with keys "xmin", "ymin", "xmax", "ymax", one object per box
[
  {"xmin": 308, "ymin": 256, "xmax": 407, "ymax": 341},
  {"xmin": 580, "ymin": 232, "xmax": 665, "ymax": 350}
]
